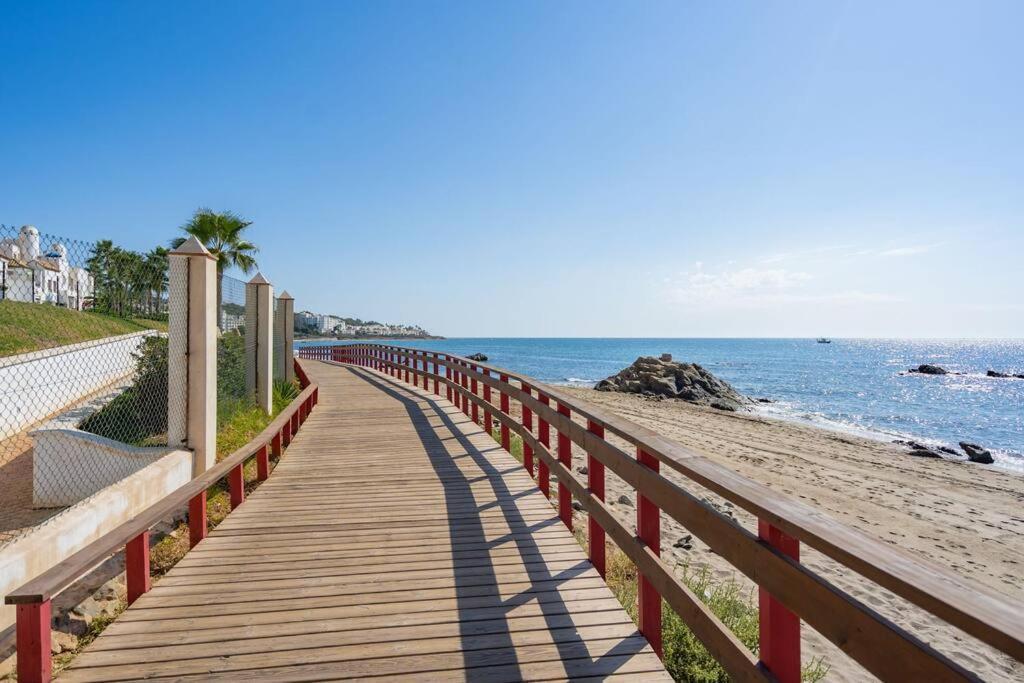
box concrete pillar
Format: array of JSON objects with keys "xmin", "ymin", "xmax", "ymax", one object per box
[
  {"xmin": 277, "ymin": 290, "xmax": 295, "ymax": 384},
  {"xmin": 245, "ymin": 273, "xmax": 274, "ymax": 414},
  {"xmin": 167, "ymin": 236, "xmax": 218, "ymax": 477}
]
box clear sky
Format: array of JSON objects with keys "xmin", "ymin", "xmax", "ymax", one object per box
[{"xmin": 2, "ymin": 1, "xmax": 1021, "ymax": 337}]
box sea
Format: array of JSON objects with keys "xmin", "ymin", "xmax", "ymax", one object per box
[{"xmin": 295, "ymin": 338, "xmax": 1024, "ymax": 474}]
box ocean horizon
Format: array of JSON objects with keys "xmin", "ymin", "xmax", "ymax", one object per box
[{"xmin": 296, "ymin": 337, "xmax": 1024, "ymax": 473}]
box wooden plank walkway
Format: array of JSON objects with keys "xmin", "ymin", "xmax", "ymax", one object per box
[{"xmin": 61, "ymin": 360, "xmax": 668, "ymax": 681}]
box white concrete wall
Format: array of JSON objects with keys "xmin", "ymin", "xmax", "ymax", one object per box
[
  {"xmin": 0, "ymin": 331, "xmax": 155, "ymax": 437},
  {"xmin": 0, "ymin": 449, "xmax": 191, "ymax": 637},
  {"xmin": 31, "ymin": 430, "xmax": 180, "ymax": 507}
]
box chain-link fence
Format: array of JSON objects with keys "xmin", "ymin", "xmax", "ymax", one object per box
[
  {"xmin": 0, "ymin": 224, "xmax": 183, "ymax": 546},
  {"xmin": 217, "ymin": 274, "xmax": 252, "ymax": 430}
]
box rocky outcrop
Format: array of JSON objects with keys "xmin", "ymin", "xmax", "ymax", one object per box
[
  {"xmin": 909, "ymin": 364, "xmax": 948, "ymax": 375},
  {"xmin": 987, "ymin": 370, "xmax": 1024, "ymax": 379},
  {"xmin": 959, "ymin": 442, "xmax": 994, "ymax": 465},
  {"xmin": 894, "ymin": 439, "xmax": 944, "ymax": 458},
  {"xmin": 595, "ymin": 356, "xmax": 749, "ymax": 411},
  {"xmin": 466, "ymin": 353, "xmax": 488, "ymax": 362}
]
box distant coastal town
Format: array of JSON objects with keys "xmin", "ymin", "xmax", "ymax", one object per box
[{"xmin": 295, "ymin": 310, "xmax": 441, "ymax": 339}]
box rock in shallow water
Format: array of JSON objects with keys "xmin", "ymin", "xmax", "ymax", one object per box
[
  {"xmin": 595, "ymin": 356, "xmax": 749, "ymax": 410},
  {"xmin": 959, "ymin": 442, "xmax": 994, "ymax": 464},
  {"xmin": 909, "ymin": 364, "xmax": 948, "ymax": 375}
]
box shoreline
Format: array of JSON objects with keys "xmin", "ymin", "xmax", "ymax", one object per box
[
  {"xmin": 558, "ymin": 385, "xmax": 1024, "ymax": 681},
  {"xmin": 552, "ymin": 378, "xmax": 1024, "ymax": 475}
]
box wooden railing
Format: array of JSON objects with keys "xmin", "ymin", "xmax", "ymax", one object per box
[
  {"xmin": 300, "ymin": 342, "xmax": 1024, "ymax": 683},
  {"xmin": 5, "ymin": 360, "xmax": 318, "ymax": 683}
]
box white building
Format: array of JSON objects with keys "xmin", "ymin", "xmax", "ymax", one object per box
[
  {"xmin": 297, "ymin": 310, "xmax": 346, "ymax": 335},
  {"xmin": 0, "ymin": 226, "xmax": 93, "ymax": 309}
]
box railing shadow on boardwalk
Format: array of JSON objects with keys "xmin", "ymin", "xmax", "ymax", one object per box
[{"xmin": 347, "ymin": 365, "xmax": 649, "ymax": 680}]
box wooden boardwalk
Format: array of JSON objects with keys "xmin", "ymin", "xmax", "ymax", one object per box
[{"xmin": 61, "ymin": 361, "xmax": 668, "ymax": 681}]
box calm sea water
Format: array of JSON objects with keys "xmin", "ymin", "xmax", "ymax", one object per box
[{"xmin": 296, "ymin": 338, "xmax": 1024, "ymax": 473}]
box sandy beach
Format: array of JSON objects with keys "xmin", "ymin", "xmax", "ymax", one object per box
[{"xmin": 553, "ymin": 387, "xmax": 1024, "ymax": 681}]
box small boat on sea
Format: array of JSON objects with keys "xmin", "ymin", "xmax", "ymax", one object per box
[{"xmin": 816, "ymin": 338, "xmax": 832, "ymax": 344}]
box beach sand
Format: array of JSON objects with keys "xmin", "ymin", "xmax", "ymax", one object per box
[{"xmin": 550, "ymin": 387, "xmax": 1024, "ymax": 681}]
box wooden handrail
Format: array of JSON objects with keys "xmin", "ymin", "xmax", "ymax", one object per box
[{"xmin": 302, "ymin": 342, "xmax": 1024, "ymax": 682}]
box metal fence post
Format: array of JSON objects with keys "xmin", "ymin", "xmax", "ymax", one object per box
[
  {"xmin": 168, "ymin": 236, "xmax": 217, "ymax": 476},
  {"xmin": 245, "ymin": 273, "xmax": 274, "ymax": 414}
]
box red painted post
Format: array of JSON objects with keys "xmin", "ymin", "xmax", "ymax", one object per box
[
  {"xmin": 637, "ymin": 447, "xmax": 663, "ymax": 657},
  {"xmin": 483, "ymin": 371, "xmax": 493, "ymax": 436},
  {"xmin": 413, "ymin": 352, "xmax": 419, "ymax": 387},
  {"xmin": 256, "ymin": 444, "xmax": 270, "ymax": 481},
  {"xmin": 282, "ymin": 419, "xmax": 292, "ymax": 447},
  {"xmin": 522, "ymin": 385, "xmax": 534, "ymax": 477},
  {"xmin": 470, "ymin": 364, "xmax": 479, "ymax": 424},
  {"xmin": 432, "ymin": 355, "xmax": 439, "ymax": 395},
  {"xmin": 499, "ymin": 374, "xmax": 511, "ymax": 452},
  {"xmin": 229, "ymin": 463, "xmax": 245, "ymax": 509},
  {"xmin": 291, "ymin": 409, "xmax": 299, "ymax": 437},
  {"xmin": 461, "ymin": 363, "xmax": 470, "ymax": 416},
  {"xmin": 557, "ymin": 403, "xmax": 572, "ymax": 530},
  {"xmin": 538, "ymin": 392, "xmax": 551, "ymax": 498},
  {"xmin": 759, "ymin": 521, "xmax": 801, "ymax": 683},
  {"xmin": 271, "ymin": 431, "xmax": 282, "ymax": 458},
  {"xmin": 587, "ymin": 420, "xmax": 606, "ymax": 577},
  {"xmin": 189, "ymin": 491, "xmax": 207, "ymax": 548},
  {"xmin": 16, "ymin": 601, "xmax": 51, "ymax": 683},
  {"xmin": 126, "ymin": 530, "xmax": 151, "ymax": 605}
]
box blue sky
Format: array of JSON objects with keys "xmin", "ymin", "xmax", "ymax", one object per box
[{"xmin": 2, "ymin": 1, "xmax": 1021, "ymax": 337}]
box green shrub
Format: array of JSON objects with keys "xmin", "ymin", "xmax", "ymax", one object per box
[
  {"xmin": 80, "ymin": 336, "xmax": 169, "ymax": 445},
  {"xmin": 600, "ymin": 543, "xmax": 829, "ymax": 682}
]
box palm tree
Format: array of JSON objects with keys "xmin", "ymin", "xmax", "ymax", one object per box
[
  {"xmin": 171, "ymin": 209, "xmax": 258, "ymax": 327},
  {"xmin": 143, "ymin": 247, "xmax": 169, "ymax": 316}
]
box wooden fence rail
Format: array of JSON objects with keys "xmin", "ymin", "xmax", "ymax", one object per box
[
  {"xmin": 5, "ymin": 361, "xmax": 318, "ymax": 683},
  {"xmin": 298, "ymin": 342, "xmax": 1024, "ymax": 683}
]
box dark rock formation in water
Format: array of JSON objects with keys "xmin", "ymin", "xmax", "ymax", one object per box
[
  {"xmin": 959, "ymin": 442, "xmax": 994, "ymax": 464},
  {"xmin": 909, "ymin": 364, "xmax": 948, "ymax": 375},
  {"xmin": 894, "ymin": 439, "xmax": 944, "ymax": 458},
  {"xmin": 466, "ymin": 353, "xmax": 488, "ymax": 362},
  {"xmin": 987, "ymin": 370, "xmax": 1024, "ymax": 379},
  {"xmin": 595, "ymin": 356, "xmax": 749, "ymax": 411}
]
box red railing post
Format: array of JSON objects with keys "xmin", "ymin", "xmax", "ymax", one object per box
[
  {"xmin": 413, "ymin": 352, "xmax": 419, "ymax": 387},
  {"xmin": 432, "ymin": 354, "xmax": 439, "ymax": 395},
  {"xmin": 461, "ymin": 363, "xmax": 470, "ymax": 416},
  {"xmin": 256, "ymin": 444, "xmax": 270, "ymax": 481},
  {"xmin": 759, "ymin": 521, "xmax": 801, "ymax": 683},
  {"xmin": 538, "ymin": 392, "xmax": 551, "ymax": 498},
  {"xmin": 483, "ymin": 370, "xmax": 493, "ymax": 435},
  {"xmin": 229, "ymin": 463, "xmax": 245, "ymax": 509},
  {"xmin": 189, "ymin": 490, "xmax": 207, "ymax": 548},
  {"xmin": 637, "ymin": 447, "xmax": 663, "ymax": 657},
  {"xmin": 499, "ymin": 374, "xmax": 511, "ymax": 452},
  {"xmin": 126, "ymin": 530, "xmax": 151, "ymax": 605},
  {"xmin": 290, "ymin": 408, "xmax": 300, "ymax": 437},
  {"xmin": 557, "ymin": 403, "xmax": 572, "ymax": 529},
  {"xmin": 16, "ymin": 601, "xmax": 51, "ymax": 683},
  {"xmin": 470, "ymin": 364, "xmax": 479, "ymax": 424},
  {"xmin": 282, "ymin": 419, "xmax": 292, "ymax": 447},
  {"xmin": 587, "ymin": 420, "xmax": 606, "ymax": 577},
  {"xmin": 524, "ymin": 387, "xmax": 532, "ymax": 479}
]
